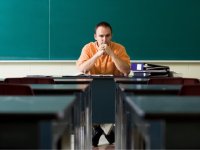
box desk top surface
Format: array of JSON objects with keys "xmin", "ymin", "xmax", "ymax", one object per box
[
  {"xmin": 0, "ymin": 96, "xmax": 75, "ymax": 119},
  {"xmin": 115, "ymin": 77, "xmax": 149, "ymax": 83},
  {"xmin": 0, "ymin": 77, "xmax": 146, "ymax": 83},
  {"xmin": 54, "ymin": 78, "xmax": 93, "ymax": 83},
  {"xmin": 126, "ymin": 95, "xmax": 200, "ymax": 119},
  {"xmin": 29, "ymin": 84, "xmax": 89, "ymax": 92},
  {"xmin": 119, "ymin": 84, "xmax": 182, "ymax": 91}
]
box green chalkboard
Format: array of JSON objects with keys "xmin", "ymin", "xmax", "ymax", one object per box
[
  {"xmin": 0, "ymin": 0, "xmax": 49, "ymax": 60},
  {"xmin": 0, "ymin": 0, "xmax": 200, "ymax": 60}
]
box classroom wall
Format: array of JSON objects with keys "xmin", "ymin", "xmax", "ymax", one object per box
[{"xmin": 0, "ymin": 62, "xmax": 199, "ymax": 79}]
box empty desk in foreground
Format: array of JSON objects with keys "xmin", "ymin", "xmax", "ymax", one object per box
[
  {"xmin": 53, "ymin": 78, "xmax": 93, "ymax": 148},
  {"xmin": 123, "ymin": 95, "xmax": 200, "ymax": 149},
  {"xmin": 115, "ymin": 84, "xmax": 182, "ymax": 149},
  {"xmin": 0, "ymin": 96, "xmax": 75, "ymax": 149},
  {"xmin": 29, "ymin": 84, "xmax": 91, "ymax": 149}
]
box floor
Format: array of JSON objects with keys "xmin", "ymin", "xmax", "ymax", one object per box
[
  {"xmin": 64, "ymin": 134, "xmax": 115, "ymax": 150},
  {"xmin": 64, "ymin": 123, "xmax": 115, "ymax": 149},
  {"xmin": 93, "ymin": 134, "xmax": 115, "ymax": 150},
  {"xmin": 93, "ymin": 144, "xmax": 115, "ymax": 150}
]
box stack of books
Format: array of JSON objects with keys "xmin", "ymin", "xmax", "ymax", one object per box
[{"xmin": 130, "ymin": 63, "xmax": 171, "ymax": 77}]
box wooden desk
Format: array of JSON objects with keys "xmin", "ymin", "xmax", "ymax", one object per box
[
  {"xmin": 122, "ymin": 95, "xmax": 200, "ymax": 149},
  {"xmin": 90, "ymin": 76, "xmax": 116, "ymax": 123},
  {"xmin": 53, "ymin": 78, "xmax": 93, "ymax": 148},
  {"xmin": 2, "ymin": 76, "xmax": 117, "ymax": 124},
  {"xmin": 29, "ymin": 84, "xmax": 91, "ymax": 149},
  {"xmin": 118, "ymin": 84, "xmax": 181, "ymax": 95},
  {"xmin": 30, "ymin": 84, "xmax": 89, "ymax": 95},
  {"xmin": 116, "ymin": 84, "xmax": 182, "ymax": 149},
  {"xmin": 1, "ymin": 75, "xmax": 116, "ymax": 146},
  {"xmin": 55, "ymin": 76, "xmax": 116, "ymax": 123},
  {"xmin": 0, "ymin": 96, "xmax": 75, "ymax": 149}
]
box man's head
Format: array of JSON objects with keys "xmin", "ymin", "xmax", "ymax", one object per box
[{"xmin": 94, "ymin": 21, "xmax": 112, "ymax": 46}]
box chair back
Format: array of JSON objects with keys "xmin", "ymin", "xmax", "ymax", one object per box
[
  {"xmin": 4, "ymin": 77, "xmax": 55, "ymax": 84},
  {"xmin": 0, "ymin": 84, "xmax": 34, "ymax": 95},
  {"xmin": 148, "ymin": 77, "xmax": 183, "ymax": 84},
  {"xmin": 182, "ymin": 78, "xmax": 200, "ymax": 85},
  {"xmin": 179, "ymin": 85, "xmax": 200, "ymax": 96}
]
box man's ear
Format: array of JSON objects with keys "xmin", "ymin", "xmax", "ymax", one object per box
[{"xmin": 94, "ymin": 34, "xmax": 97, "ymax": 40}]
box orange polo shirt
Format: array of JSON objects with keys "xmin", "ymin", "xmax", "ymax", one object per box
[{"xmin": 76, "ymin": 41, "xmax": 130, "ymax": 76}]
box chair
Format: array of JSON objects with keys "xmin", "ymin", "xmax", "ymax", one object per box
[
  {"xmin": 0, "ymin": 84, "xmax": 34, "ymax": 95},
  {"xmin": 182, "ymin": 78, "xmax": 200, "ymax": 85},
  {"xmin": 179, "ymin": 85, "xmax": 200, "ymax": 96},
  {"xmin": 148, "ymin": 77, "xmax": 200, "ymax": 85},
  {"xmin": 148, "ymin": 77, "xmax": 183, "ymax": 84},
  {"xmin": 4, "ymin": 77, "xmax": 55, "ymax": 84}
]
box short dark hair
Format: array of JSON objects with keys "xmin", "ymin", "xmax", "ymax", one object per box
[{"xmin": 94, "ymin": 21, "xmax": 112, "ymax": 33}]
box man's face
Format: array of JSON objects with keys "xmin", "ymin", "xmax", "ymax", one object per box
[{"xmin": 94, "ymin": 26, "xmax": 112, "ymax": 46}]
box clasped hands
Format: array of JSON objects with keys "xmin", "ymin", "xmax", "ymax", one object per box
[{"xmin": 97, "ymin": 43, "xmax": 113, "ymax": 56}]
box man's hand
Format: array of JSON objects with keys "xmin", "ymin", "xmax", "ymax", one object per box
[
  {"xmin": 100, "ymin": 44, "xmax": 114, "ymax": 56},
  {"xmin": 96, "ymin": 44, "xmax": 106, "ymax": 57},
  {"xmin": 101, "ymin": 44, "xmax": 130, "ymax": 75}
]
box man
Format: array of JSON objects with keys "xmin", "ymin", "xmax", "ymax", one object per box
[{"xmin": 76, "ymin": 21, "xmax": 131, "ymax": 147}]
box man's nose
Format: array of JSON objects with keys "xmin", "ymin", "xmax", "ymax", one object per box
[{"xmin": 102, "ymin": 36, "xmax": 107, "ymax": 42}]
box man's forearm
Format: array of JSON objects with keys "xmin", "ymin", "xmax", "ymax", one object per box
[
  {"xmin": 77, "ymin": 54, "xmax": 99, "ymax": 73},
  {"xmin": 111, "ymin": 54, "xmax": 130, "ymax": 75}
]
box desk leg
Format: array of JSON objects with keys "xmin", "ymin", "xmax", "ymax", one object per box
[
  {"xmin": 74, "ymin": 93, "xmax": 84, "ymax": 149},
  {"xmin": 84, "ymin": 86, "xmax": 92, "ymax": 149},
  {"xmin": 74, "ymin": 89, "xmax": 92, "ymax": 150},
  {"xmin": 115, "ymin": 85, "xmax": 121, "ymax": 149}
]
